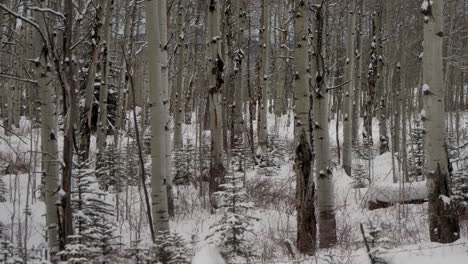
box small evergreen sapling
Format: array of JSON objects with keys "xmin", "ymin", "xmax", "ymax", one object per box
[
  {"xmin": 207, "ymin": 174, "xmax": 257, "ymax": 262},
  {"xmin": 58, "ymin": 160, "xmax": 120, "ymax": 263},
  {"xmin": 152, "ymin": 231, "xmax": 190, "ymax": 264}
]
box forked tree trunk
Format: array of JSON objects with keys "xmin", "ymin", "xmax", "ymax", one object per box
[
  {"xmin": 294, "ymin": 0, "xmax": 316, "ymax": 255},
  {"xmin": 421, "ymin": 0, "xmax": 459, "ymax": 243}
]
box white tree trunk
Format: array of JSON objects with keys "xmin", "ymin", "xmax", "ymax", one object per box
[
  {"xmin": 173, "ymin": 0, "xmax": 185, "ymax": 150},
  {"xmin": 294, "ymin": 0, "xmax": 316, "ymax": 254},
  {"xmin": 311, "ymin": 0, "xmax": 336, "ymax": 248},
  {"xmin": 146, "ymin": 0, "xmax": 170, "ymax": 233},
  {"xmin": 342, "ymin": 1, "xmax": 356, "ymax": 176},
  {"xmin": 158, "ymin": 0, "xmax": 174, "ymax": 217},
  {"xmin": 421, "ymin": 0, "xmax": 459, "ymax": 243},
  {"xmin": 32, "ymin": 3, "xmax": 60, "ymax": 260},
  {"xmin": 257, "ymin": 0, "xmax": 270, "ymax": 157}
]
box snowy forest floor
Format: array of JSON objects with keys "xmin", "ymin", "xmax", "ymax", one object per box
[{"xmin": 0, "ymin": 112, "xmax": 467, "ymax": 263}]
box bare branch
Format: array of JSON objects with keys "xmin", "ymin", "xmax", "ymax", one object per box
[
  {"xmin": 0, "ymin": 73, "xmax": 37, "ymax": 84},
  {"xmin": 0, "ymin": 4, "xmax": 47, "ymax": 46}
]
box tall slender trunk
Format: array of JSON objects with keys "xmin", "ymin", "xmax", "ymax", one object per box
[
  {"xmin": 311, "ymin": 0, "xmax": 336, "ymax": 248},
  {"xmin": 146, "ymin": 0, "xmax": 170, "ymax": 234},
  {"xmin": 342, "ymin": 1, "xmax": 356, "ymax": 176},
  {"xmin": 421, "ymin": 0, "xmax": 459, "ymax": 243},
  {"xmin": 257, "ymin": 0, "xmax": 270, "ymax": 157},
  {"xmin": 158, "ymin": 0, "xmax": 174, "ymax": 218},
  {"xmin": 294, "ymin": 0, "xmax": 316, "ymax": 255},
  {"xmin": 207, "ymin": 0, "xmax": 225, "ymax": 208},
  {"xmin": 352, "ymin": 0, "xmax": 364, "ymax": 146},
  {"xmin": 365, "ymin": 10, "xmax": 377, "ymax": 145},
  {"xmin": 376, "ymin": 2, "xmax": 388, "ymax": 154},
  {"xmin": 33, "ymin": 6, "xmax": 60, "ymax": 260},
  {"xmin": 79, "ymin": 3, "xmax": 104, "ymax": 161},
  {"xmin": 173, "ymin": 0, "xmax": 185, "ymax": 150},
  {"xmin": 96, "ymin": 0, "xmax": 113, "ymax": 160},
  {"xmin": 233, "ymin": 0, "xmax": 247, "ymax": 138}
]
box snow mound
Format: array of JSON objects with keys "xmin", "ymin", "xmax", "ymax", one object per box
[
  {"xmin": 367, "ymin": 181, "xmax": 427, "ymax": 203},
  {"xmin": 192, "ymin": 246, "xmax": 226, "ymax": 264},
  {"xmin": 380, "ymin": 239, "xmax": 468, "ymax": 264}
]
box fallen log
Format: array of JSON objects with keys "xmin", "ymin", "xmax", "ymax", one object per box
[{"xmin": 366, "ymin": 181, "xmax": 428, "ymax": 210}]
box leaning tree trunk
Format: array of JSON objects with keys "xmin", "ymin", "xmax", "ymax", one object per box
[
  {"xmin": 207, "ymin": 0, "xmax": 225, "ymax": 208},
  {"xmin": 311, "ymin": 0, "xmax": 336, "ymax": 249},
  {"xmin": 421, "ymin": 0, "xmax": 459, "ymax": 243},
  {"xmin": 80, "ymin": 3, "xmax": 103, "ymax": 161},
  {"xmin": 146, "ymin": 0, "xmax": 170, "ymax": 234},
  {"xmin": 342, "ymin": 1, "xmax": 356, "ymax": 176},
  {"xmin": 294, "ymin": 0, "xmax": 316, "ymax": 255}
]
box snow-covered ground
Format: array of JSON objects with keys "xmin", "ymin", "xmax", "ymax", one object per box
[{"xmin": 0, "ymin": 112, "xmax": 467, "ymax": 263}]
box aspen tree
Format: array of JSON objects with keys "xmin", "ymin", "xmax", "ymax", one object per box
[
  {"xmin": 294, "ymin": 0, "xmax": 316, "ymax": 255},
  {"xmin": 257, "ymin": 0, "xmax": 270, "ymax": 157},
  {"xmin": 207, "ymin": 0, "xmax": 225, "ymax": 207},
  {"xmin": 421, "ymin": 0, "xmax": 459, "ymax": 243},
  {"xmin": 311, "ymin": 0, "xmax": 337, "ymax": 248},
  {"xmin": 352, "ymin": 0, "xmax": 364, "ymax": 145},
  {"xmin": 173, "ymin": 0, "xmax": 185, "ymax": 150},
  {"xmin": 158, "ymin": 0, "xmax": 174, "ymax": 217},
  {"xmin": 376, "ymin": 1, "xmax": 388, "ymax": 154},
  {"xmin": 146, "ymin": 0, "xmax": 170, "ymax": 233},
  {"xmin": 80, "ymin": 3, "xmax": 104, "ymax": 161},
  {"xmin": 342, "ymin": 0, "xmax": 356, "ymax": 176},
  {"xmin": 31, "ymin": 2, "xmax": 60, "ymax": 260},
  {"xmin": 233, "ymin": 0, "xmax": 247, "ymax": 138},
  {"xmin": 96, "ymin": 0, "xmax": 113, "ymax": 160}
]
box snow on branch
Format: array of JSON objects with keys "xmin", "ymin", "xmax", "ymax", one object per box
[
  {"xmin": 0, "ymin": 4, "xmax": 47, "ymax": 45},
  {"xmin": 30, "ymin": 7, "xmax": 65, "ymax": 20}
]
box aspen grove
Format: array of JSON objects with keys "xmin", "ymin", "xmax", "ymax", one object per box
[{"xmin": 0, "ymin": 0, "xmax": 467, "ymax": 263}]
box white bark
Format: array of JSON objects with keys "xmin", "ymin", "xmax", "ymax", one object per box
[
  {"xmin": 342, "ymin": 1, "xmax": 356, "ymax": 176},
  {"xmin": 258, "ymin": 0, "xmax": 270, "ymax": 156},
  {"xmin": 311, "ymin": 0, "xmax": 336, "ymax": 248},
  {"xmin": 32, "ymin": 3, "xmax": 60, "ymax": 260},
  {"xmin": 422, "ymin": 0, "xmax": 459, "ymax": 243},
  {"xmin": 294, "ymin": 0, "xmax": 316, "ymax": 254},
  {"xmin": 158, "ymin": 0, "xmax": 174, "ymax": 217},
  {"xmin": 146, "ymin": 0, "xmax": 170, "ymax": 233},
  {"xmin": 173, "ymin": 0, "xmax": 185, "ymax": 150}
]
